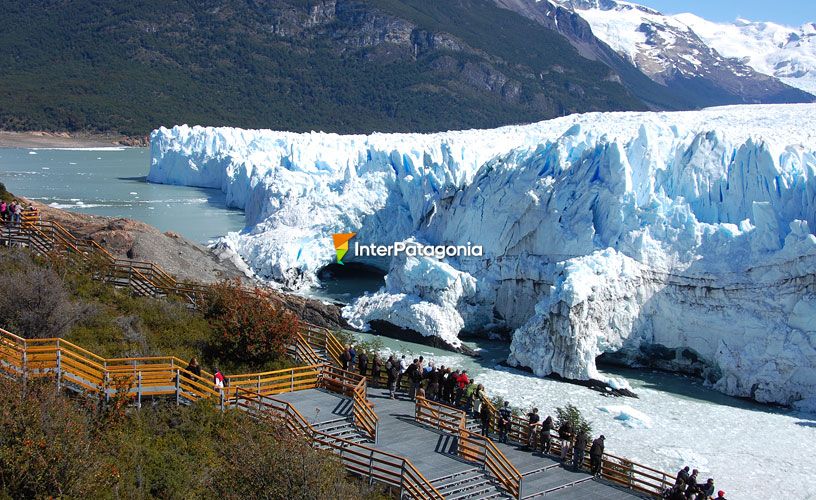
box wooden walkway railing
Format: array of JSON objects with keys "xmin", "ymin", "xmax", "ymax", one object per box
[
  {"xmin": 476, "ymin": 396, "xmax": 673, "ymax": 497},
  {"xmin": 233, "ymin": 389, "xmax": 442, "ymax": 499},
  {"xmin": 415, "ymin": 397, "xmax": 522, "ymax": 498}
]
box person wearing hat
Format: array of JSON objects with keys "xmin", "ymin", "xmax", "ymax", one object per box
[{"xmin": 715, "ymin": 491, "xmax": 727, "ymax": 500}]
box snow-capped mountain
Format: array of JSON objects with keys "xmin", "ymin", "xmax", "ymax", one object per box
[
  {"xmin": 676, "ymin": 14, "xmax": 816, "ymax": 95},
  {"xmin": 149, "ymin": 103, "xmax": 816, "ymax": 409},
  {"xmin": 540, "ymin": 0, "xmax": 813, "ymax": 104}
]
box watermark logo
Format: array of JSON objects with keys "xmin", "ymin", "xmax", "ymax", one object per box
[
  {"xmin": 332, "ymin": 232, "xmax": 482, "ymax": 262},
  {"xmin": 332, "ymin": 232, "xmax": 357, "ymax": 265}
]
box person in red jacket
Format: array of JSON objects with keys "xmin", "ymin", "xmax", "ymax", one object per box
[{"xmin": 454, "ymin": 370, "xmax": 469, "ymax": 407}]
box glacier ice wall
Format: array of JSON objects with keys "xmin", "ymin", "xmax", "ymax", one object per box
[{"xmin": 149, "ymin": 104, "xmax": 816, "ymax": 405}]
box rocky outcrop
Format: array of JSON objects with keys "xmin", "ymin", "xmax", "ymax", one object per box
[{"xmin": 25, "ymin": 200, "xmax": 347, "ymax": 330}]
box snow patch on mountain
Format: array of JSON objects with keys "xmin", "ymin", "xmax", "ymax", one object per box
[
  {"xmin": 675, "ymin": 14, "xmax": 816, "ymax": 94},
  {"xmin": 149, "ymin": 103, "xmax": 816, "ymax": 406}
]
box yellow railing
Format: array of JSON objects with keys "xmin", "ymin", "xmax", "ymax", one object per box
[{"xmin": 0, "ymin": 217, "xmax": 342, "ymax": 369}]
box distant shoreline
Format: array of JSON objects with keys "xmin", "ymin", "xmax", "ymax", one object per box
[{"xmin": 0, "ymin": 130, "xmax": 147, "ymax": 148}]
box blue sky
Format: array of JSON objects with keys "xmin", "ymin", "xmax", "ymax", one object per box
[{"xmin": 638, "ymin": 0, "xmax": 813, "ymax": 26}]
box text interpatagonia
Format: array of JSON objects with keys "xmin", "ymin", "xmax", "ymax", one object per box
[{"xmin": 353, "ymin": 241, "xmax": 483, "ymax": 259}]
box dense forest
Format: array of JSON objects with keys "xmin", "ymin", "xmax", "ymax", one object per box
[{"xmin": 0, "ymin": 0, "xmax": 646, "ymax": 136}]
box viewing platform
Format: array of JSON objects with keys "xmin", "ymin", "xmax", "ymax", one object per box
[{"xmin": 277, "ymin": 387, "xmax": 647, "ymax": 499}]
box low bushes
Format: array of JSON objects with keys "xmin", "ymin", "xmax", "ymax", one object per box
[{"xmin": 0, "ymin": 377, "xmax": 384, "ymax": 499}]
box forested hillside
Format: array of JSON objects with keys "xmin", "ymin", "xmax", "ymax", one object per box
[{"xmin": 0, "ymin": 0, "xmax": 648, "ymax": 135}]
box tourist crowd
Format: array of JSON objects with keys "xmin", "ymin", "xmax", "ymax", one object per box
[
  {"xmin": 0, "ymin": 200, "xmax": 38, "ymax": 224},
  {"xmin": 339, "ymin": 344, "xmax": 726, "ymax": 500}
]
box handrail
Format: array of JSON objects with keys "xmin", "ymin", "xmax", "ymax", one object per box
[
  {"xmin": 459, "ymin": 429, "xmax": 522, "ymax": 499},
  {"xmin": 232, "ymin": 388, "xmax": 439, "ymax": 499},
  {"xmin": 1, "ymin": 218, "xmax": 347, "ymax": 369},
  {"xmin": 415, "ymin": 396, "xmax": 466, "ymax": 433},
  {"xmin": 413, "ymin": 396, "xmax": 521, "ymax": 498}
]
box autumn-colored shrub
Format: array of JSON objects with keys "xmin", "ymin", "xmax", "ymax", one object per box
[
  {"xmin": 0, "ymin": 377, "xmax": 386, "ymax": 499},
  {"xmin": 203, "ymin": 280, "xmax": 300, "ymax": 369}
]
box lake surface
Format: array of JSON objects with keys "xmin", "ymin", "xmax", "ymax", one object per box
[{"xmin": 0, "ymin": 147, "xmax": 245, "ymax": 243}]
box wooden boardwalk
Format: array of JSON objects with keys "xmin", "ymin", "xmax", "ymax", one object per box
[{"xmin": 277, "ymin": 387, "xmax": 646, "ymax": 499}]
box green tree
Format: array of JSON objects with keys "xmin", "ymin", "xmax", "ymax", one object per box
[{"xmin": 555, "ymin": 403, "xmax": 593, "ymax": 438}]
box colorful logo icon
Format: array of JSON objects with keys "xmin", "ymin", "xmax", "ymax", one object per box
[{"xmin": 332, "ymin": 233, "xmax": 356, "ymax": 265}]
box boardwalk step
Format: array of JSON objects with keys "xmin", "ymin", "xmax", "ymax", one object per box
[
  {"xmin": 437, "ymin": 476, "xmax": 492, "ymax": 496},
  {"xmin": 446, "ymin": 483, "xmax": 502, "ymax": 500},
  {"xmin": 431, "ymin": 468, "xmax": 483, "ymax": 487}
]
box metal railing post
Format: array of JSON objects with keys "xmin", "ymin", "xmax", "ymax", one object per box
[
  {"xmin": 175, "ymin": 369, "xmax": 181, "ymax": 405},
  {"xmin": 368, "ymin": 449, "xmax": 374, "ymax": 484},
  {"xmin": 399, "ymin": 461, "xmax": 406, "ymax": 499},
  {"xmin": 137, "ymin": 371, "xmax": 142, "ymax": 408},
  {"xmin": 290, "ymin": 370, "xmax": 294, "ymax": 392},
  {"xmin": 21, "ymin": 340, "xmax": 27, "ymax": 385},
  {"xmin": 104, "ymin": 370, "xmax": 110, "ymax": 403},
  {"xmin": 56, "ymin": 344, "xmax": 62, "ymax": 393},
  {"xmin": 220, "ymin": 389, "xmax": 225, "ymax": 412},
  {"xmin": 257, "ymin": 374, "xmax": 261, "ymax": 393}
]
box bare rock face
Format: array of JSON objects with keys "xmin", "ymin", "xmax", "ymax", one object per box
[
  {"xmin": 30, "ymin": 201, "xmax": 242, "ymax": 284},
  {"xmin": 25, "ymin": 200, "xmax": 346, "ymax": 330}
]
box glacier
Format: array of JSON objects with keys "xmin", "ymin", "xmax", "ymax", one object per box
[{"xmin": 148, "ymin": 103, "xmax": 816, "ymax": 407}]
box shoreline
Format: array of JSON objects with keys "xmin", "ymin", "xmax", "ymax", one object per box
[{"xmin": 0, "ymin": 130, "xmax": 148, "ymax": 148}]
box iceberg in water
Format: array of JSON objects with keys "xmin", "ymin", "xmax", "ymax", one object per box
[{"xmin": 148, "ymin": 103, "xmax": 816, "ymax": 407}]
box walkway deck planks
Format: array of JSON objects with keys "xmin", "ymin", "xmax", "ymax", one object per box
[{"xmin": 279, "ymin": 386, "xmax": 646, "ymax": 499}]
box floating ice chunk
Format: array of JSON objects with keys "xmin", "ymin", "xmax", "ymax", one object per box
[{"xmin": 598, "ymin": 405, "xmax": 653, "ymax": 428}]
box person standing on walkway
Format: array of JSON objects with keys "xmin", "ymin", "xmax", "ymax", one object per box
[
  {"xmin": 540, "ymin": 415, "xmax": 553, "ymax": 454},
  {"xmin": 213, "ymin": 368, "xmax": 225, "ymax": 391},
  {"xmin": 396, "ymin": 355, "xmax": 409, "ymax": 392},
  {"xmin": 409, "ymin": 359, "xmax": 423, "ymax": 400},
  {"xmin": 436, "ymin": 366, "xmax": 446, "ymax": 401},
  {"xmin": 464, "ymin": 378, "xmax": 478, "ymax": 414},
  {"xmin": 445, "ymin": 369, "xmax": 459, "ymax": 404},
  {"xmin": 558, "ymin": 420, "xmax": 574, "ymax": 462},
  {"xmin": 676, "ymin": 466, "xmax": 690, "ymax": 485},
  {"xmin": 699, "ymin": 478, "xmax": 715, "ymax": 500},
  {"xmin": 387, "ymin": 357, "xmax": 400, "ymax": 399},
  {"xmin": 455, "ymin": 370, "xmax": 469, "ymax": 407},
  {"xmin": 340, "ymin": 346, "xmax": 351, "ymax": 371},
  {"xmin": 472, "ymin": 383, "xmax": 485, "ymax": 418},
  {"xmin": 358, "ymin": 350, "xmax": 368, "ymax": 378},
  {"xmin": 498, "ymin": 401, "xmax": 512, "ymax": 443},
  {"xmin": 371, "ymin": 355, "xmax": 382, "ymax": 388},
  {"xmin": 10, "ymin": 200, "xmax": 21, "ymax": 225},
  {"xmin": 589, "ymin": 435, "xmax": 605, "ymax": 477},
  {"xmin": 480, "ymin": 403, "xmax": 491, "ymax": 436},
  {"xmin": 525, "ymin": 408, "xmax": 540, "ymax": 449},
  {"xmin": 0, "ymin": 201, "xmax": 7, "ymax": 222},
  {"xmin": 427, "ymin": 365, "xmax": 440, "ymax": 402},
  {"xmin": 685, "ymin": 469, "xmax": 700, "ymax": 498},
  {"xmin": 348, "ymin": 345, "xmax": 357, "ymax": 369},
  {"xmin": 185, "ymin": 357, "xmax": 202, "ymax": 378},
  {"xmin": 573, "ymin": 432, "xmax": 588, "ymax": 469}
]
